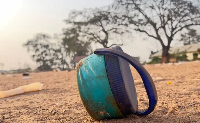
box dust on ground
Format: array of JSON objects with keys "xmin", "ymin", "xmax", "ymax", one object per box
[{"xmin": 0, "ymin": 61, "xmax": 200, "ymax": 122}]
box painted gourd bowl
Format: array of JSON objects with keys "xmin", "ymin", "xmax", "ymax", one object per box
[{"xmin": 76, "ymin": 46, "xmax": 157, "ymax": 120}]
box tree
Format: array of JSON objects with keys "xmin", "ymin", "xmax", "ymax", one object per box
[
  {"xmin": 148, "ymin": 56, "xmax": 161, "ymax": 64},
  {"xmin": 51, "ymin": 41, "xmax": 70, "ymax": 70},
  {"xmin": 198, "ymin": 48, "xmax": 200, "ymax": 54},
  {"xmin": 62, "ymin": 27, "xmax": 91, "ymax": 68},
  {"xmin": 24, "ymin": 34, "xmax": 54, "ymax": 71},
  {"xmin": 50, "ymin": 34, "xmax": 70, "ymax": 70},
  {"xmin": 114, "ymin": 0, "xmax": 200, "ymax": 62},
  {"xmin": 24, "ymin": 31, "xmax": 91, "ymax": 70},
  {"xmin": 65, "ymin": 8, "xmax": 128, "ymax": 48},
  {"xmin": 24, "ymin": 34, "xmax": 70, "ymax": 71},
  {"xmin": 180, "ymin": 28, "xmax": 200, "ymax": 45}
]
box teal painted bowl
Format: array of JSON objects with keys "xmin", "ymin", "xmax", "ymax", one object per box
[{"xmin": 76, "ymin": 46, "xmax": 157, "ymax": 120}]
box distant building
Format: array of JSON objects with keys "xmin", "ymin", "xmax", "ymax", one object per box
[
  {"xmin": 0, "ymin": 70, "xmax": 7, "ymax": 74},
  {"xmin": 150, "ymin": 43, "xmax": 200, "ymax": 62},
  {"xmin": 8, "ymin": 68, "xmax": 32, "ymax": 74},
  {"xmin": 73, "ymin": 56, "xmax": 88, "ymax": 69}
]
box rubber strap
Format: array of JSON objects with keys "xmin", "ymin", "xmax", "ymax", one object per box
[{"xmin": 94, "ymin": 48, "xmax": 158, "ymax": 115}]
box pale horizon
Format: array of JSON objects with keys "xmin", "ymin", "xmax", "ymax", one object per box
[
  {"xmin": 0, "ymin": 0, "xmax": 181, "ymax": 70},
  {"xmin": 0, "ymin": 0, "xmax": 116, "ymax": 70}
]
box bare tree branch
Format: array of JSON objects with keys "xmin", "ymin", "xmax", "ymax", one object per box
[{"xmin": 173, "ymin": 23, "xmax": 200, "ymax": 36}]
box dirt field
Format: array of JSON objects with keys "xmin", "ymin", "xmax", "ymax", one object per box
[{"xmin": 0, "ymin": 61, "xmax": 200, "ymax": 123}]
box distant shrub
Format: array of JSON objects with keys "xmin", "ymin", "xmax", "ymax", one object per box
[
  {"xmin": 193, "ymin": 53, "xmax": 198, "ymax": 60},
  {"xmin": 198, "ymin": 48, "xmax": 200, "ymax": 54},
  {"xmin": 148, "ymin": 56, "xmax": 161, "ymax": 64}
]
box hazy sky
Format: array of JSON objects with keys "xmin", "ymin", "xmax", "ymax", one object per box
[{"xmin": 0, "ymin": 0, "xmax": 161, "ymax": 70}]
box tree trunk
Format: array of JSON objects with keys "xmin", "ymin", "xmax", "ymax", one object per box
[{"xmin": 161, "ymin": 46, "xmax": 170, "ymax": 63}]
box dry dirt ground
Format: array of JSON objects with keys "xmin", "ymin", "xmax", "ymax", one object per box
[{"xmin": 0, "ymin": 61, "xmax": 200, "ymax": 123}]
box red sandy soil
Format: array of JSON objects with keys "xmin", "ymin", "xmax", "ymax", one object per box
[{"xmin": 0, "ymin": 61, "xmax": 200, "ymax": 122}]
